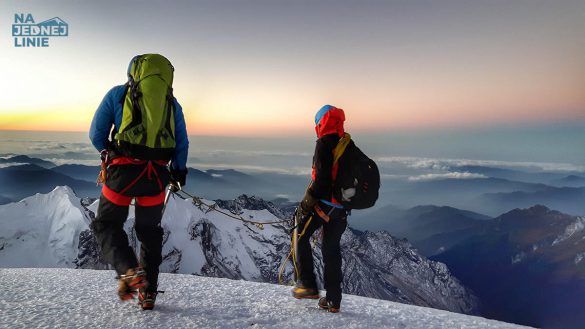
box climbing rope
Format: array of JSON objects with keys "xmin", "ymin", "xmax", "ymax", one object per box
[
  {"xmin": 170, "ymin": 187, "xmax": 290, "ymax": 230},
  {"xmin": 168, "ymin": 184, "xmax": 306, "ymax": 286}
]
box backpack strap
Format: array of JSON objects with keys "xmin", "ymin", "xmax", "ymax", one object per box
[
  {"xmin": 165, "ymin": 87, "xmax": 175, "ymax": 140},
  {"xmin": 119, "ymin": 83, "xmax": 130, "ymax": 104},
  {"xmin": 333, "ymin": 133, "xmax": 351, "ymax": 165}
]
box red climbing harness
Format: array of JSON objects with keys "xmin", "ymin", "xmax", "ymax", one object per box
[{"xmin": 102, "ymin": 157, "xmax": 168, "ymax": 206}]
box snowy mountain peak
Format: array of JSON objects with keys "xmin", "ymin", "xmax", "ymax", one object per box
[
  {"xmin": 51, "ymin": 185, "xmax": 77, "ymax": 197},
  {"xmin": 0, "ymin": 186, "xmax": 89, "ymax": 267},
  {"xmin": 214, "ymin": 194, "xmax": 288, "ymax": 219}
]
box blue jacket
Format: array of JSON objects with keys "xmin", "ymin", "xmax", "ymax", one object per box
[{"xmin": 89, "ymin": 85, "xmax": 189, "ymax": 171}]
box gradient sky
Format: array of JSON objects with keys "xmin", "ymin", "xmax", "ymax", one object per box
[{"xmin": 0, "ymin": 0, "xmax": 584, "ymax": 136}]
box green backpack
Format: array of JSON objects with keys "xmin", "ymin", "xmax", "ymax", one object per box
[{"xmin": 114, "ymin": 54, "xmax": 176, "ymax": 160}]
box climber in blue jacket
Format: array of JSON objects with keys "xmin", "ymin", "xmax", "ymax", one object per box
[{"xmin": 88, "ymin": 54, "xmax": 189, "ymax": 310}]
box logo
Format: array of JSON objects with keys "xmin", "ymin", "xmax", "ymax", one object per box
[{"xmin": 12, "ymin": 13, "xmax": 68, "ymax": 47}]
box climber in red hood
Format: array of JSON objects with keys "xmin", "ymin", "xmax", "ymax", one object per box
[
  {"xmin": 314, "ymin": 105, "xmax": 345, "ymax": 138},
  {"xmin": 292, "ymin": 104, "xmax": 349, "ymax": 313}
]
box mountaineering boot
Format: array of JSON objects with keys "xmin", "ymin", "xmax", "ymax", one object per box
[
  {"xmin": 292, "ymin": 283, "xmax": 319, "ymax": 299},
  {"xmin": 118, "ymin": 267, "xmax": 147, "ymax": 301},
  {"xmin": 318, "ymin": 297, "xmax": 340, "ymax": 313},
  {"xmin": 138, "ymin": 289, "xmax": 158, "ymax": 310}
]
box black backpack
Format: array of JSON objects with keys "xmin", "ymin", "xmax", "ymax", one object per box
[{"xmin": 332, "ymin": 134, "xmax": 380, "ymax": 209}]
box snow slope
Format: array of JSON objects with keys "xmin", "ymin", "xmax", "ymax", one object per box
[
  {"xmin": 0, "ymin": 186, "xmax": 90, "ymax": 267},
  {"xmin": 0, "ymin": 268, "xmax": 530, "ymax": 329}
]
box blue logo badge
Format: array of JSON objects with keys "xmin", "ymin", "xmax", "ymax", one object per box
[{"xmin": 12, "ymin": 13, "xmax": 69, "ymax": 47}]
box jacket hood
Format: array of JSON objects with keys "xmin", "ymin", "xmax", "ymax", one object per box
[{"xmin": 315, "ymin": 105, "xmax": 345, "ymax": 138}]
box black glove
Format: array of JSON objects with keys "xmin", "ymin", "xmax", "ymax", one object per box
[
  {"xmin": 298, "ymin": 190, "xmax": 318, "ymax": 218},
  {"xmin": 170, "ymin": 169, "xmax": 187, "ymax": 191}
]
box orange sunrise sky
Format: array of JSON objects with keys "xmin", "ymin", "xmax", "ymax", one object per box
[{"xmin": 0, "ymin": 0, "xmax": 584, "ymax": 136}]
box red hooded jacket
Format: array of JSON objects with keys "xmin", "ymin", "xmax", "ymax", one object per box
[
  {"xmin": 315, "ymin": 107, "xmax": 345, "ymax": 139},
  {"xmin": 310, "ymin": 107, "xmax": 345, "ymax": 204}
]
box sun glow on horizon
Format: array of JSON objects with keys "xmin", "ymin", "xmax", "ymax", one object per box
[{"xmin": 0, "ymin": 0, "xmax": 584, "ymax": 136}]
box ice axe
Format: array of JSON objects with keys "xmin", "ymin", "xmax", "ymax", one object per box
[
  {"xmin": 161, "ymin": 181, "xmax": 181, "ymax": 216},
  {"xmin": 292, "ymin": 209, "xmax": 299, "ymax": 282}
]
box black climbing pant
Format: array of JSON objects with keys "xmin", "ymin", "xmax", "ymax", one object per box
[
  {"xmin": 91, "ymin": 160, "xmax": 169, "ymax": 292},
  {"xmin": 296, "ymin": 202, "xmax": 348, "ymax": 305}
]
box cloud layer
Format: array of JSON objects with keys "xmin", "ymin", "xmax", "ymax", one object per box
[
  {"xmin": 408, "ymin": 172, "xmax": 488, "ymax": 182},
  {"xmin": 377, "ymin": 157, "xmax": 585, "ymax": 173}
]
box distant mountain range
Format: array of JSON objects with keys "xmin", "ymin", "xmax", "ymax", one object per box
[
  {"xmin": 354, "ymin": 202, "xmax": 585, "ymax": 328},
  {"xmin": 432, "ymin": 205, "xmax": 585, "ymax": 328},
  {"xmin": 51, "ymin": 164, "xmax": 100, "ymax": 182},
  {"xmin": 412, "ymin": 176, "xmax": 550, "ymax": 194},
  {"xmin": 481, "ymin": 186, "xmax": 585, "ymax": 216},
  {"xmin": 0, "ymin": 155, "xmax": 56, "ymax": 168},
  {"xmin": 451, "ymin": 165, "xmax": 585, "ymax": 187},
  {"xmin": 0, "ymin": 164, "xmax": 99, "ymax": 200},
  {"xmin": 0, "ymin": 157, "xmax": 307, "ymax": 202},
  {"xmin": 381, "ymin": 175, "xmax": 583, "ymax": 216},
  {"xmin": 2, "ymin": 155, "xmax": 584, "ymax": 217},
  {"xmin": 553, "ymin": 174, "xmax": 585, "ymax": 187},
  {"xmin": 351, "ymin": 205, "xmax": 492, "ymax": 256}
]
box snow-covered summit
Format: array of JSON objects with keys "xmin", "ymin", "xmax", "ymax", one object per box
[
  {"xmin": 0, "ymin": 268, "xmax": 530, "ymax": 329},
  {"xmin": 0, "ymin": 186, "xmax": 90, "ymax": 267}
]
